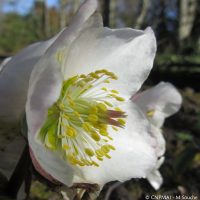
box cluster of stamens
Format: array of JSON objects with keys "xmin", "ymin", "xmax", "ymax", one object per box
[{"xmin": 38, "ymin": 69, "xmax": 126, "ymax": 167}]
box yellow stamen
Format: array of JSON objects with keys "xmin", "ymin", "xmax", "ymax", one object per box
[
  {"xmin": 38, "ymin": 69, "xmax": 127, "ymax": 167},
  {"xmin": 85, "ymin": 148, "xmax": 95, "ymax": 157},
  {"xmin": 147, "ymin": 109, "xmax": 155, "ymax": 117},
  {"xmin": 88, "ymin": 114, "xmax": 99, "ymax": 122}
]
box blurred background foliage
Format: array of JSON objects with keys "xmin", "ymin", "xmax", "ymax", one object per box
[{"xmin": 0, "ymin": 0, "xmax": 200, "ymax": 199}]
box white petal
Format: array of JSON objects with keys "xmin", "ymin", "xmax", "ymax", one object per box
[
  {"xmin": 45, "ymin": 0, "xmax": 99, "ymax": 55},
  {"xmin": 147, "ymin": 170, "xmax": 163, "ymax": 190},
  {"xmin": 147, "ymin": 157, "xmax": 164, "ymax": 190},
  {"xmin": 64, "ymin": 27, "xmax": 156, "ymax": 98},
  {"xmin": 0, "ymin": 57, "xmax": 12, "ymax": 72},
  {"xmin": 132, "ymin": 82, "xmax": 182, "ymax": 127},
  {"xmin": 29, "ymin": 148, "xmax": 59, "ymax": 183},
  {"xmin": 28, "ymin": 140, "xmax": 78, "ymax": 186},
  {"xmin": 27, "ymin": 0, "xmax": 101, "ymax": 185},
  {"xmin": 73, "ymin": 102, "xmax": 157, "ymax": 185},
  {"xmin": 150, "ymin": 125, "xmax": 165, "ymax": 157},
  {"xmin": 26, "ymin": 0, "xmax": 100, "ymax": 136},
  {"xmin": 0, "ymin": 39, "xmax": 56, "ymax": 124},
  {"xmin": 28, "ymin": 101, "xmax": 157, "ymax": 186}
]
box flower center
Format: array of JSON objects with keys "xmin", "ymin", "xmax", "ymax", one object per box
[{"xmin": 38, "ymin": 69, "xmax": 126, "ymax": 167}]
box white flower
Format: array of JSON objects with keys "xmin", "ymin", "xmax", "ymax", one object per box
[
  {"xmin": 24, "ymin": 0, "xmax": 158, "ymax": 188},
  {"xmin": 0, "ymin": 0, "xmax": 182, "ymax": 195},
  {"xmin": 132, "ymin": 82, "xmax": 182, "ymax": 189}
]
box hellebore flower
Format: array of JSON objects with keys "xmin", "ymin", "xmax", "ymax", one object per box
[
  {"xmin": 25, "ymin": 0, "xmax": 158, "ymax": 188},
  {"xmin": 132, "ymin": 82, "xmax": 182, "ymax": 189},
  {"xmin": 0, "ymin": 0, "xmax": 182, "ymax": 196}
]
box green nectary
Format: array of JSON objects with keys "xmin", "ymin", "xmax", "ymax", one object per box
[{"xmin": 38, "ymin": 69, "xmax": 126, "ymax": 167}]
